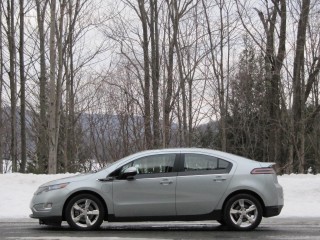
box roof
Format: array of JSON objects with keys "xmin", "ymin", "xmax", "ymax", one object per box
[{"xmin": 130, "ymin": 148, "xmax": 258, "ymax": 163}]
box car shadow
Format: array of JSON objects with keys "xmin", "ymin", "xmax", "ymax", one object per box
[
  {"xmin": 28, "ymin": 223, "xmax": 276, "ymax": 240},
  {"xmin": 32, "ymin": 222, "xmax": 271, "ymax": 232}
]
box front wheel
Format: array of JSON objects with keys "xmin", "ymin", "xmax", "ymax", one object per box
[
  {"xmin": 65, "ymin": 194, "xmax": 105, "ymax": 230},
  {"xmin": 217, "ymin": 219, "xmax": 226, "ymax": 225},
  {"xmin": 223, "ymin": 194, "xmax": 262, "ymax": 231}
]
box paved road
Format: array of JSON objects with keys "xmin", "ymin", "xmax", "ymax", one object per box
[{"xmin": 1, "ymin": 218, "xmax": 320, "ymax": 240}]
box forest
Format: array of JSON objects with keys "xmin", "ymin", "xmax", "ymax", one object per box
[{"xmin": 0, "ymin": 0, "xmax": 319, "ymax": 174}]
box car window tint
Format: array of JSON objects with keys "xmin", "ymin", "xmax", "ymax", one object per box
[
  {"xmin": 184, "ymin": 154, "xmax": 218, "ymax": 171},
  {"xmin": 184, "ymin": 154, "xmax": 232, "ymax": 173},
  {"xmin": 218, "ymin": 159, "xmax": 230, "ymax": 169},
  {"xmin": 119, "ymin": 154, "xmax": 175, "ymax": 175}
]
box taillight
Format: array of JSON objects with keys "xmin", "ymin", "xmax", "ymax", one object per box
[{"xmin": 251, "ymin": 168, "xmax": 275, "ymax": 174}]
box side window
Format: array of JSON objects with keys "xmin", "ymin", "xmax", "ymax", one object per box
[
  {"xmin": 114, "ymin": 154, "xmax": 176, "ymax": 178},
  {"xmin": 184, "ymin": 154, "xmax": 218, "ymax": 171},
  {"xmin": 184, "ymin": 154, "xmax": 232, "ymax": 174},
  {"xmin": 218, "ymin": 159, "xmax": 230, "ymax": 170}
]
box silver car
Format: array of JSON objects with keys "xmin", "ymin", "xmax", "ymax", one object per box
[{"xmin": 30, "ymin": 148, "xmax": 283, "ymax": 231}]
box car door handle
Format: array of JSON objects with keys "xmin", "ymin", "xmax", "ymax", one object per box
[
  {"xmin": 160, "ymin": 179, "xmax": 173, "ymax": 185},
  {"xmin": 213, "ymin": 176, "xmax": 227, "ymax": 182}
]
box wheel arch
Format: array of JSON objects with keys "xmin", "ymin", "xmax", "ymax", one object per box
[
  {"xmin": 222, "ymin": 189, "xmax": 267, "ymax": 217},
  {"xmin": 62, "ymin": 190, "xmax": 108, "ymax": 221}
]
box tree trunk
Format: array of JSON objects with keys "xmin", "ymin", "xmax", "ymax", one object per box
[
  {"xmin": 56, "ymin": 0, "xmax": 66, "ymax": 172},
  {"xmin": 35, "ymin": 0, "xmax": 49, "ymax": 173},
  {"xmin": 218, "ymin": 2, "xmax": 226, "ymax": 152},
  {"xmin": 19, "ymin": 0, "xmax": 26, "ymax": 173},
  {"xmin": 48, "ymin": 0, "xmax": 66, "ymax": 174},
  {"xmin": 188, "ymin": 77, "xmax": 193, "ymax": 146},
  {"xmin": 174, "ymin": 34, "xmax": 187, "ymax": 146},
  {"xmin": 63, "ymin": 0, "xmax": 80, "ymax": 172},
  {"xmin": 0, "ymin": 0, "xmax": 3, "ymax": 174},
  {"xmin": 7, "ymin": 0, "xmax": 18, "ymax": 172},
  {"xmin": 202, "ymin": 0, "xmax": 228, "ymax": 151},
  {"xmin": 150, "ymin": 0, "xmax": 161, "ymax": 148},
  {"xmin": 292, "ymin": 0, "xmax": 310, "ymax": 173},
  {"xmin": 48, "ymin": 0, "xmax": 58, "ymax": 174},
  {"xmin": 138, "ymin": 0, "xmax": 152, "ymax": 149},
  {"xmin": 164, "ymin": 0, "xmax": 179, "ymax": 147},
  {"xmin": 254, "ymin": 0, "xmax": 286, "ymax": 164}
]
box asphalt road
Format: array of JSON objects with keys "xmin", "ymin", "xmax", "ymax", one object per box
[{"xmin": 1, "ymin": 218, "xmax": 319, "ymax": 240}]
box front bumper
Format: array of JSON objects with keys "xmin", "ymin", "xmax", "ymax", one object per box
[
  {"xmin": 29, "ymin": 188, "xmax": 68, "ymax": 220},
  {"xmin": 30, "ymin": 214, "xmax": 62, "ymax": 226}
]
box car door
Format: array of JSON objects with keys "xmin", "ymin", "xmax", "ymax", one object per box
[
  {"xmin": 176, "ymin": 153, "xmax": 233, "ymax": 216},
  {"xmin": 112, "ymin": 153, "xmax": 178, "ymax": 217}
]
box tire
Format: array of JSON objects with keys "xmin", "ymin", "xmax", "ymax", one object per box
[
  {"xmin": 217, "ymin": 219, "xmax": 226, "ymax": 225},
  {"xmin": 65, "ymin": 194, "xmax": 105, "ymax": 230},
  {"xmin": 223, "ymin": 194, "xmax": 262, "ymax": 231}
]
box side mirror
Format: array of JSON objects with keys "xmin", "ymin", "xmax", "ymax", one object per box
[{"xmin": 122, "ymin": 166, "xmax": 138, "ymax": 180}]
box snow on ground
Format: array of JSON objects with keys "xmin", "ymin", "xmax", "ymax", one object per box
[
  {"xmin": 0, "ymin": 173, "xmax": 77, "ymax": 219},
  {"xmin": 0, "ymin": 173, "xmax": 319, "ymax": 219},
  {"xmin": 278, "ymin": 174, "xmax": 320, "ymax": 217}
]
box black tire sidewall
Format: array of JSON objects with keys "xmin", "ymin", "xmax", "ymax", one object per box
[
  {"xmin": 65, "ymin": 193, "xmax": 105, "ymax": 230},
  {"xmin": 217, "ymin": 219, "xmax": 226, "ymax": 225},
  {"xmin": 223, "ymin": 193, "xmax": 262, "ymax": 231}
]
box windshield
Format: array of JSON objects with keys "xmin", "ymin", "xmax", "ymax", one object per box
[{"xmin": 95, "ymin": 154, "xmax": 133, "ymax": 173}]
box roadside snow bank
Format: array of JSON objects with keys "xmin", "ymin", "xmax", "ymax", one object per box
[
  {"xmin": 0, "ymin": 173, "xmax": 76, "ymax": 218},
  {"xmin": 277, "ymin": 174, "xmax": 320, "ymax": 218}
]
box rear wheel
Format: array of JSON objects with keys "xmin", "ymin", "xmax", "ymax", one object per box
[
  {"xmin": 65, "ymin": 194, "xmax": 105, "ymax": 230},
  {"xmin": 223, "ymin": 194, "xmax": 262, "ymax": 231}
]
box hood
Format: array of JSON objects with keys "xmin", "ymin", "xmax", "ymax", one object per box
[{"xmin": 40, "ymin": 172, "xmax": 94, "ymax": 187}]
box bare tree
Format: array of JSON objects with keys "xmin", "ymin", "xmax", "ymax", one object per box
[
  {"xmin": 0, "ymin": 0, "xmax": 3, "ymax": 174},
  {"xmin": 48, "ymin": 0, "xmax": 67, "ymax": 174},
  {"xmin": 304, "ymin": 2, "xmax": 320, "ymax": 173},
  {"xmin": 110, "ymin": 0, "xmax": 164, "ymax": 149},
  {"xmin": 6, "ymin": 0, "xmax": 18, "ymax": 172},
  {"xmin": 175, "ymin": 3, "xmax": 206, "ymax": 146},
  {"xmin": 236, "ymin": 0, "xmax": 286, "ymax": 164},
  {"xmin": 35, "ymin": 0, "xmax": 49, "ymax": 173},
  {"xmin": 137, "ymin": 0, "xmax": 153, "ymax": 149},
  {"xmin": 19, "ymin": 0, "xmax": 26, "ymax": 172},
  {"xmin": 149, "ymin": 0, "xmax": 161, "ymax": 148},
  {"xmin": 292, "ymin": 0, "xmax": 310, "ymax": 173},
  {"xmin": 202, "ymin": 0, "xmax": 238, "ymax": 151},
  {"xmin": 63, "ymin": 0, "xmax": 81, "ymax": 172},
  {"xmin": 259, "ymin": 0, "xmax": 286, "ymax": 165},
  {"xmin": 60, "ymin": 0, "xmax": 111, "ymax": 172},
  {"xmin": 163, "ymin": 0, "xmax": 195, "ymax": 147},
  {"xmin": 47, "ymin": 0, "xmax": 58, "ymax": 173},
  {"xmin": 114, "ymin": 0, "xmax": 154, "ymax": 150}
]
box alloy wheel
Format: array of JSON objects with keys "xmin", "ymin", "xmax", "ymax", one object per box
[
  {"xmin": 66, "ymin": 194, "xmax": 104, "ymax": 230},
  {"xmin": 224, "ymin": 193, "xmax": 262, "ymax": 230},
  {"xmin": 70, "ymin": 198, "xmax": 100, "ymax": 228},
  {"xmin": 229, "ymin": 198, "xmax": 258, "ymax": 228}
]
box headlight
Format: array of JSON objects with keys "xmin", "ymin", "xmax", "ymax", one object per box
[{"xmin": 35, "ymin": 182, "xmax": 69, "ymax": 195}]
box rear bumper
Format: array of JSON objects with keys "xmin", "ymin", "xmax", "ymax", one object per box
[{"xmin": 264, "ymin": 205, "xmax": 283, "ymax": 217}]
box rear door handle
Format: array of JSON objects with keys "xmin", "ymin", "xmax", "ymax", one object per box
[
  {"xmin": 213, "ymin": 176, "xmax": 227, "ymax": 182},
  {"xmin": 160, "ymin": 179, "xmax": 173, "ymax": 185}
]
